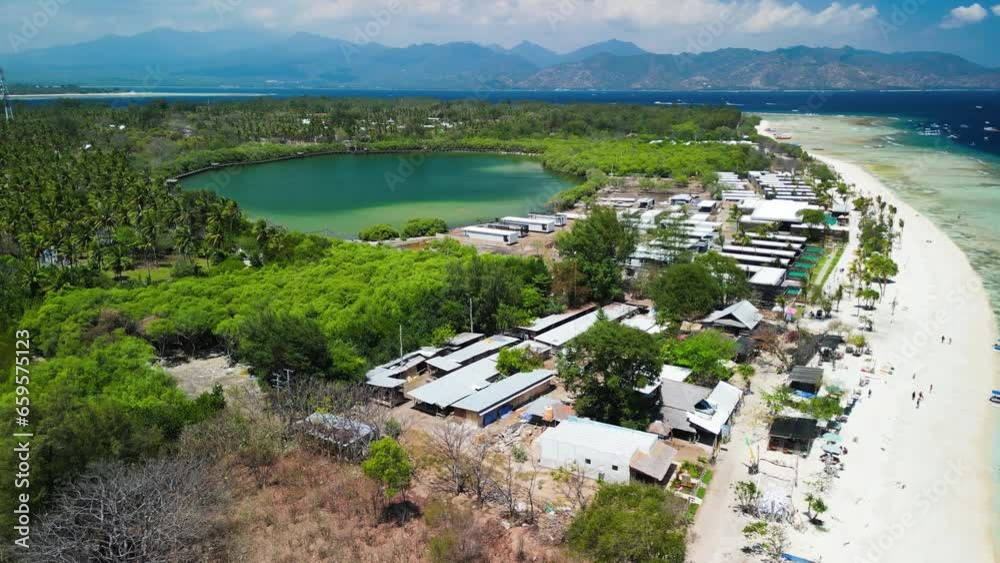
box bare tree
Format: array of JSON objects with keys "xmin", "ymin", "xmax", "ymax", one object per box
[
  {"xmin": 494, "ymin": 452, "xmax": 521, "ymax": 518},
  {"xmin": 29, "ymin": 457, "xmax": 218, "ymax": 563},
  {"xmin": 429, "ymin": 422, "xmax": 473, "ymax": 494},
  {"xmin": 524, "ymin": 456, "xmax": 541, "ymax": 524},
  {"xmin": 553, "ymin": 462, "xmax": 591, "ymax": 511},
  {"xmin": 465, "ymin": 434, "xmax": 496, "ymax": 504}
]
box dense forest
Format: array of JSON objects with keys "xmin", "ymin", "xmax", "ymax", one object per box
[{"xmin": 0, "ymin": 98, "xmax": 778, "ymax": 555}]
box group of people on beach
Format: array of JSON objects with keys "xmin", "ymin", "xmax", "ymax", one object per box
[
  {"xmin": 940, "ymin": 335, "xmax": 952, "ymax": 345},
  {"xmin": 911, "ymin": 385, "xmax": 933, "ymax": 408}
]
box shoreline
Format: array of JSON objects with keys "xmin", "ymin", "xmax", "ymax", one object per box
[
  {"xmin": 760, "ymin": 119, "xmax": 998, "ymax": 562},
  {"xmin": 10, "ymin": 91, "xmax": 271, "ymax": 100}
]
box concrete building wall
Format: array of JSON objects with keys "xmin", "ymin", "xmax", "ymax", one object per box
[{"xmin": 537, "ymin": 438, "xmax": 631, "ymax": 483}]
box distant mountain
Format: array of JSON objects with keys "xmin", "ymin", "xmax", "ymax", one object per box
[
  {"xmin": 560, "ymin": 39, "xmax": 649, "ymax": 63},
  {"xmin": 6, "ymin": 30, "xmax": 1000, "ymax": 90},
  {"xmin": 519, "ymin": 46, "xmax": 1000, "ymax": 90},
  {"xmin": 505, "ymin": 41, "xmax": 563, "ymax": 68}
]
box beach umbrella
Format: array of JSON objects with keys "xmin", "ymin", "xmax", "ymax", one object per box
[
  {"xmin": 821, "ymin": 444, "xmax": 841, "ymax": 454},
  {"xmin": 821, "ymin": 433, "xmax": 842, "ymax": 443}
]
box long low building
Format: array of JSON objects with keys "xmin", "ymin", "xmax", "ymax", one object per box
[
  {"xmin": 500, "ymin": 216, "xmax": 557, "ymax": 233},
  {"xmin": 427, "ymin": 334, "xmax": 520, "ymax": 375},
  {"xmin": 451, "ymin": 369, "xmax": 556, "ymax": 427},
  {"xmin": 535, "ymin": 303, "xmax": 637, "ymax": 349},
  {"xmin": 462, "ymin": 226, "xmax": 519, "ymax": 245},
  {"xmin": 407, "ymin": 356, "xmax": 499, "ymax": 411},
  {"xmin": 515, "ymin": 305, "xmax": 597, "ymax": 339}
]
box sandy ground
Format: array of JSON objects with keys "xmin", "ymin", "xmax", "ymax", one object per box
[
  {"xmin": 687, "ymin": 121, "xmax": 998, "ymax": 563},
  {"xmin": 162, "ymin": 354, "xmax": 252, "ymax": 398}
]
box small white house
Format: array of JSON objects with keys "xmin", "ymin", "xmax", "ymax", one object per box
[
  {"xmin": 536, "ymin": 417, "xmax": 677, "ymax": 483},
  {"xmin": 462, "ymin": 226, "xmax": 519, "ymax": 245}
]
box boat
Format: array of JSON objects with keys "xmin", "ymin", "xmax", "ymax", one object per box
[
  {"xmin": 994, "ymin": 339, "xmax": 1000, "ymax": 351},
  {"xmin": 991, "ymin": 391, "xmax": 1000, "ymax": 405},
  {"xmin": 985, "ymin": 127, "xmax": 1000, "ymax": 133},
  {"xmin": 776, "ymin": 134, "xmax": 793, "ymax": 140}
]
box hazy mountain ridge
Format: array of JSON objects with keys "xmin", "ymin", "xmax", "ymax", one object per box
[{"xmin": 6, "ymin": 29, "xmax": 1000, "ymax": 90}]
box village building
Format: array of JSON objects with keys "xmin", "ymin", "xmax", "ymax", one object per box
[
  {"xmin": 450, "ymin": 369, "xmax": 556, "ymax": 427},
  {"xmin": 768, "ymin": 416, "xmax": 820, "ymax": 455},
  {"xmin": 534, "ymin": 303, "xmax": 637, "ymax": 350},
  {"xmin": 536, "ymin": 417, "xmax": 678, "ymax": 484},
  {"xmin": 701, "ymin": 300, "xmax": 763, "ymax": 334},
  {"xmin": 787, "ymin": 366, "xmax": 825, "ymax": 395}
]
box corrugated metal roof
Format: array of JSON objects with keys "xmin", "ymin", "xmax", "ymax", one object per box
[
  {"xmin": 535, "ymin": 303, "xmax": 637, "ymax": 347},
  {"xmin": 452, "ymin": 369, "xmax": 555, "ymax": 415},
  {"xmin": 407, "ymin": 356, "xmax": 499, "ymax": 409},
  {"xmin": 436, "ymin": 335, "xmax": 519, "ymax": 366},
  {"xmin": 702, "ymin": 300, "xmax": 763, "ymax": 331}
]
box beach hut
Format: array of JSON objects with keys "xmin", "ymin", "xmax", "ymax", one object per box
[{"xmin": 768, "ymin": 417, "xmax": 819, "ymax": 455}]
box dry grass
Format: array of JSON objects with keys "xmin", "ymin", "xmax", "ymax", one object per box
[{"xmin": 210, "ymin": 447, "xmax": 581, "ymax": 563}]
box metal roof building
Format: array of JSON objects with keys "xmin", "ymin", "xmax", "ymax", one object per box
[
  {"xmin": 451, "ymin": 369, "xmax": 556, "ymax": 426},
  {"xmin": 535, "ymin": 303, "xmax": 637, "ymax": 348},
  {"xmin": 427, "ymin": 335, "xmax": 519, "ymax": 374},
  {"xmin": 702, "ymin": 300, "xmax": 763, "ymax": 332},
  {"xmin": 406, "ymin": 356, "xmax": 499, "ymax": 410}
]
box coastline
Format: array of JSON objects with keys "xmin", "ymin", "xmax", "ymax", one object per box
[
  {"xmin": 760, "ymin": 119, "xmax": 998, "ymax": 562},
  {"xmin": 10, "ymin": 91, "xmax": 270, "ymax": 100}
]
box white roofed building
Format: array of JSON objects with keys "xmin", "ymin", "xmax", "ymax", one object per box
[{"xmin": 536, "ymin": 417, "xmax": 678, "ymax": 483}]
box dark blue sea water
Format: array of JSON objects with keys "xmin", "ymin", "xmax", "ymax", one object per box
[{"xmin": 21, "ymin": 88, "xmax": 1000, "ymax": 159}]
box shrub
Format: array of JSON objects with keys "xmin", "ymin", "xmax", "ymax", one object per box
[
  {"xmin": 358, "ymin": 224, "xmax": 400, "ymax": 242},
  {"xmin": 401, "ymin": 217, "xmax": 448, "ymax": 238}
]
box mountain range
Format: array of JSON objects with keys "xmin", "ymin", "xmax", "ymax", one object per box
[{"xmin": 6, "ymin": 28, "xmax": 1000, "ymax": 91}]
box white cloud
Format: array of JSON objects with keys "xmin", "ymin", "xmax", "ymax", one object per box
[
  {"xmin": 939, "ymin": 3, "xmax": 988, "ymax": 29},
  {"xmin": 992, "ymin": 4, "xmax": 1000, "ymax": 16},
  {"xmin": 742, "ymin": 1, "xmax": 878, "ymax": 33}
]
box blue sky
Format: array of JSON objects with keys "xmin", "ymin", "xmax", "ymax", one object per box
[{"xmin": 2, "ymin": 0, "xmax": 998, "ymax": 65}]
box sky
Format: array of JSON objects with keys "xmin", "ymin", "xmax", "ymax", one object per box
[{"xmin": 2, "ymin": 0, "xmax": 999, "ymax": 66}]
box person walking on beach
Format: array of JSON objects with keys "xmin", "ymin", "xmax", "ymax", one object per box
[
  {"xmin": 941, "ymin": 336, "xmax": 945, "ymax": 344},
  {"xmin": 930, "ymin": 384, "xmax": 933, "ymax": 393},
  {"xmin": 912, "ymin": 391, "xmax": 916, "ymax": 401},
  {"xmin": 868, "ymin": 389, "xmax": 872, "ymax": 399},
  {"xmin": 917, "ymin": 397, "xmax": 922, "ymax": 409},
  {"xmin": 948, "ymin": 337, "xmax": 952, "ymax": 345},
  {"xmin": 919, "ymin": 391, "xmax": 924, "ymax": 401}
]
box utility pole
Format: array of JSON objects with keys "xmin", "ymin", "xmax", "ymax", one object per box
[
  {"xmin": 0, "ymin": 68, "xmax": 12, "ymax": 122},
  {"xmin": 468, "ymin": 298, "xmax": 474, "ymax": 333},
  {"xmin": 399, "ymin": 324, "xmax": 403, "ymax": 357}
]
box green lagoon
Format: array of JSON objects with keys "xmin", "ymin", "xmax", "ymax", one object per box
[{"xmin": 181, "ymin": 153, "xmax": 577, "ymax": 238}]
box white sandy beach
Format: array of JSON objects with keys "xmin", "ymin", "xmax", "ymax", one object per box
[{"xmin": 688, "ymin": 120, "xmax": 998, "ymax": 563}]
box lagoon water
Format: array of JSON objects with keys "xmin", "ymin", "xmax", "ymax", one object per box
[{"xmin": 181, "ymin": 153, "xmax": 576, "ymax": 238}]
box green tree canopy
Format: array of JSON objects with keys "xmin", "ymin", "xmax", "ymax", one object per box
[
  {"xmin": 568, "ymin": 482, "xmax": 688, "ymax": 563},
  {"xmin": 400, "ymin": 217, "xmax": 448, "ymax": 239},
  {"xmin": 693, "ymin": 251, "xmax": 750, "ymax": 307},
  {"xmin": 650, "ymin": 262, "xmax": 721, "ymax": 322},
  {"xmin": 235, "ymin": 309, "xmax": 347, "ymax": 380},
  {"xmin": 495, "ymin": 346, "xmax": 543, "ymax": 376},
  {"xmin": 663, "ymin": 330, "xmax": 738, "ymax": 384},
  {"xmin": 362, "ymin": 437, "xmax": 413, "ymax": 500},
  {"xmin": 358, "ymin": 224, "xmax": 400, "ymax": 241},
  {"xmin": 555, "ymin": 206, "xmax": 638, "ymax": 303},
  {"xmin": 558, "ymin": 319, "xmax": 662, "ymax": 429}
]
